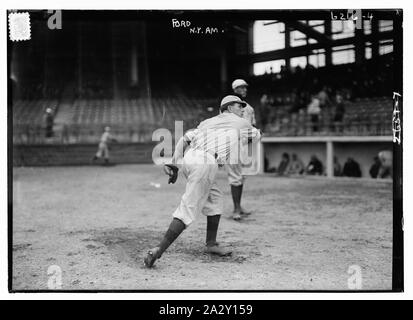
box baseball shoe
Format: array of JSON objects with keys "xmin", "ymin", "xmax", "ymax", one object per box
[
  {"xmin": 205, "ymin": 244, "xmax": 232, "ymax": 256},
  {"xmin": 232, "ymin": 209, "xmax": 242, "ymax": 221},
  {"xmin": 240, "ymin": 207, "xmax": 252, "ymax": 216},
  {"xmin": 143, "ymin": 247, "xmax": 160, "ymax": 268}
]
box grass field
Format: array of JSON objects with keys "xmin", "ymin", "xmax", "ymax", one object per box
[{"xmin": 12, "ymin": 164, "xmax": 393, "ymax": 290}]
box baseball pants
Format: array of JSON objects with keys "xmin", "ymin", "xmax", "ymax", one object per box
[
  {"xmin": 226, "ymin": 163, "xmax": 245, "ymax": 186},
  {"xmin": 96, "ymin": 142, "xmax": 109, "ymax": 158},
  {"xmin": 172, "ymin": 148, "xmax": 223, "ymax": 226}
]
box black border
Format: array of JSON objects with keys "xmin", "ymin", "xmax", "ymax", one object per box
[
  {"xmin": 391, "ymin": 11, "xmax": 403, "ymax": 292},
  {"xmin": 7, "ymin": 9, "xmax": 403, "ymax": 293},
  {"xmin": 7, "ymin": 9, "xmax": 13, "ymax": 293}
]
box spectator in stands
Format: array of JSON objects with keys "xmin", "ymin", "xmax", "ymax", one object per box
[
  {"xmin": 280, "ymin": 65, "xmax": 289, "ymax": 78},
  {"xmin": 305, "ymin": 63, "xmax": 316, "ymax": 72},
  {"xmin": 274, "ymin": 95, "xmax": 283, "ymax": 106},
  {"xmin": 333, "ymin": 93, "xmax": 345, "ymax": 122},
  {"xmin": 377, "ymin": 150, "xmax": 393, "ymax": 179},
  {"xmin": 287, "ymin": 153, "xmax": 304, "ymax": 175},
  {"xmin": 260, "ymin": 94, "xmax": 269, "ymax": 106},
  {"xmin": 300, "ymin": 91, "xmax": 310, "ymax": 109},
  {"xmin": 259, "ymin": 94, "xmax": 271, "ymax": 128},
  {"xmin": 44, "ymin": 108, "xmax": 54, "ymax": 138},
  {"xmin": 307, "ymin": 94, "xmax": 321, "ymax": 132},
  {"xmin": 334, "ymin": 156, "xmax": 342, "ymax": 176},
  {"xmin": 277, "ymin": 152, "xmax": 290, "ymax": 175},
  {"xmin": 308, "ymin": 75, "xmax": 319, "ymax": 93},
  {"xmin": 293, "ymin": 65, "xmax": 302, "ymax": 75},
  {"xmin": 289, "ymin": 90, "xmax": 301, "ymax": 114},
  {"xmin": 342, "ymin": 157, "xmax": 362, "ymax": 178},
  {"xmin": 331, "ymin": 93, "xmax": 346, "ymax": 133},
  {"xmin": 318, "ymin": 86, "xmax": 331, "ymax": 109},
  {"xmin": 296, "ymin": 109, "xmax": 307, "ymax": 135},
  {"xmin": 306, "ymin": 155, "xmax": 323, "ymax": 175},
  {"xmin": 369, "ymin": 156, "xmax": 381, "ymax": 178}
]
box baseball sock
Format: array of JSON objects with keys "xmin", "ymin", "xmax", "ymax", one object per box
[
  {"xmin": 156, "ymin": 218, "xmax": 186, "ymax": 257},
  {"xmin": 231, "ymin": 185, "xmax": 242, "ymax": 212},
  {"xmin": 206, "ymin": 215, "xmax": 221, "ymax": 246}
]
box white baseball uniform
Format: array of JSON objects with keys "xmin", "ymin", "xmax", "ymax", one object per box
[
  {"xmin": 172, "ymin": 112, "xmax": 261, "ymax": 226},
  {"xmin": 226, "ymin": 102, "xmax": 256, "ymax": 186},
  {"xmin": 96, "ymin": 131, "xmax": 113, "ymax": 159},
  {"xmin": 242, "ymin": 103, "xmax": 256, "ymax": 127}
]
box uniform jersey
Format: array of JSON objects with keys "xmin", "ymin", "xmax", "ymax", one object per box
[
  {"xmin": 242, "ymin": 103, "xmax": 256, "ymax": 126},
  {"xmin": 100, "ymin": 132, "xmax": 112, "ymax": 144},
  {"xmin": 185, "ymin": 112, "xmax": 260, "ymax": 165}
]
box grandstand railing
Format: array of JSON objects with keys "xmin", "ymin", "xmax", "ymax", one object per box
[
  {"xmin": 13, "ymin": 117, "xmax": 392, "ymax": 145},
  {"xmin": 264, "ymin": 115, "xmax": 392, "ymax": 137}
]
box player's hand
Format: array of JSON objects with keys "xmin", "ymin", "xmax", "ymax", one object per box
[{"xmin": 164, "ymin": 164, "xmax": 179, "ymax": 184}]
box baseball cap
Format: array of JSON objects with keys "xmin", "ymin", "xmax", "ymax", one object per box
[
  {"xmin": 220, "ymin": 95, "xmax": 247, "ymax": 111},
  {"xmin": 232, "ymin": 79, "xmax": 248, "ymax": 90}
]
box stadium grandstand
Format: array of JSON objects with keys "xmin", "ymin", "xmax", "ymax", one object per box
[{"xmin": 10, "ymin": 10, "xmax": 400, "ymax": 177}]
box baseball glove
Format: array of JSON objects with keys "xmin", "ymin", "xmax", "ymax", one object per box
[{"xmin": 164, "ymin": 164, "xmax": 179, "ymax": 184}]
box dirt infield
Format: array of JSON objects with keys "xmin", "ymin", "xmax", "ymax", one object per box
[{"xmin": 12, "ymin": 164, "xmax": 393, "ymax": 290}]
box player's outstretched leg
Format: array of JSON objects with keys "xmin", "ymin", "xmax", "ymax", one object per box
[
  {"xmin": 143, "ymin": 217, "xmax": 186, "ymax": 268},
  {"xmin": 205, "ymin": 215, "xmax": 232, "ymax": 256}
]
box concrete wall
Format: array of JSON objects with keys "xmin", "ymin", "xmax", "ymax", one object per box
[{"xmin": 13, "ymin": 143, "xmax": 157, "ymax": 166}]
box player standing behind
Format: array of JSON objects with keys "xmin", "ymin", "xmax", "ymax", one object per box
[
  {"xmin": 227, "ymin": 79, "xmax": 256, "ymax": 220},
  {"xmin": 91, "ymin": 126, "xmax": 118, "ymax": 165},
  {"xmin": 143, "ymin": 95, "xmax": 261, "ymax": 268}
]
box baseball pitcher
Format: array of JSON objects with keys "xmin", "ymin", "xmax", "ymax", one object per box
[{"xmin": 144, "ymin": 95, "xmax": 261, "ymax": 268}]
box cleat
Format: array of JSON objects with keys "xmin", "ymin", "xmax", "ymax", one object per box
[
  {"xmin": 240, "ymin": 207, "xmax": 252, "ymax": 216},
  {"xmin": 143, "ymin": 247, "xmax": 160, "ymax": 268},
  {"xmin": 205, "ymin": 244, "xmax": 232, "ymax": 256},
  {"xmin": 232, "ymin": 210, "xmax": 242, "ymax": 221}
]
